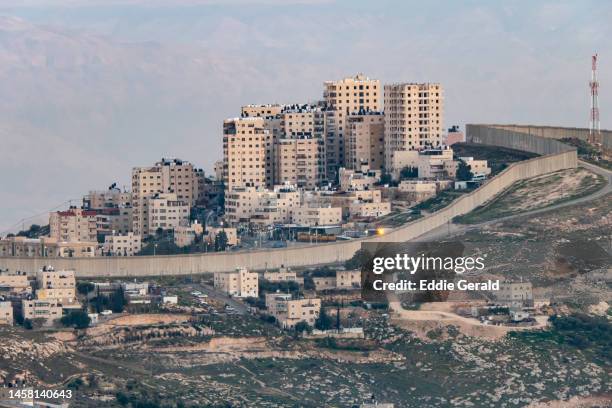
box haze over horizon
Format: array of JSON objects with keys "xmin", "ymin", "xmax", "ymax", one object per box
[{"xmin": 0, "ymin": 0, "xmax": 610, "ymax": 232}]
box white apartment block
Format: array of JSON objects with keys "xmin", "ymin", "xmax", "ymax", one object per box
[
  {"xmin": 49, "ymin": 207, "xmax": 98, "ymax": 243},
  {"xmin": 131, "ymin": 158, "xmax": 199, "ymax": 236},
  {"xmin": 147, "ymin": 193, "xmax": 190, "ymax": 235},
  {"xmin": 0, "ymin": 301, "xmax": 13, "ymax": 326},
  {"xmin": 324, "ymin": 74, "xmax": 381, "ymax": 178},
  {"xmin": 384, "ymin": 83, "xmax": 444, "ymax": 171},
  {"xmin": 223, "ymin": 117, "xmax": 267, "ymax": 192},
  {"xmin": 214, "ymin": 267, "xmax": 259, "ymax": 298},
  {"xmin": 103, "ymin": 232, "xmax": 142, "ymax": 256}
]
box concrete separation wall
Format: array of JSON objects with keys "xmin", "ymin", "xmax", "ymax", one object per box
[
  {"xmin": 0, "ymin": 125, "xmax": 578, "ymax": 277},
  {"xmin": 474, "ymin": 124, "xmax": 612, "ymax": 157}
]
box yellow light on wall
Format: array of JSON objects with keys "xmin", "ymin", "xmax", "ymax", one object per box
[{"xmin": 376, "ymin": 228, "xmax": 385, "ymax": 236}]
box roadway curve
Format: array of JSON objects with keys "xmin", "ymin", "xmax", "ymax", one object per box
[{"xmin": 416, "ymin": 160, "xmax": 612, "ymax": 242}]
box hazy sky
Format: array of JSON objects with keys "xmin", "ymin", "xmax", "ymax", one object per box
[{"xmin": 0, "ymin": 0, "xmax": 610, "ymax": 232}]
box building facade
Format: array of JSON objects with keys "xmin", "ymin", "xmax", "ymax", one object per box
[
  {"xmin": 147, "ymin": 193, "xmax": 190, "ymax": 235},
  {"xmin": 384, "ymin": 83, "xmax": 444, "ymax": 171},
  {"xmin": 324, "ymin": 74, "xmax": 381, "ymax": 179},
  {"xmin": 223, "ymin": 117, "xmax": 267, "ymax": 192},
  {"xmin": 49, "ymin": 208, "xmax": 98, "ymax": 243},
  {"xmin": 103, "ymin": 232, "xmax": 142, "ymax": 256},
  {"xmin": 213, "ymin": 267, "xmax": 259, "ymax": 298},
  {"xmin": 131, "ymin": 158, "xmax": 198, "ymax": 236},
  {"xmin": 346, "ymin": 111, "xmax": 384, "ymax": 170}
]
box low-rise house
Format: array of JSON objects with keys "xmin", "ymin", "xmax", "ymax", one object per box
[
  {"xmin": 22, "ymin": 298, "xmax": 62, "ymax": 324},
  {"xmin": 313, "ymin": 277, "xmax": 336, "ymax": 291},
  {"xmin": 265, "ymin": 293, "xmax": 321, "ymax": 329},
  {"xmin": 174, "ymin": 222, "xmax": 204, "ymax": 248},
  {"xmin": 0, "ymin": 270, "xmax": 31, "ymax": 295},
  {"xmin": 0, "ymin": 301, "xmax": 13, "ymax": 325},
  {"xmin": 263, "ymin": 266, "xmax": 304, "ymax": 285},
  {"xmin": 495, "ymin": 281, "xmax": 533, "ymax": 308},
  {"xmin": 214, "ymin": 267, "xmax": 258, "ymax": 298},
  {"xmin": 339, "ymin": 166, "xmax": 380, "ymax": 192},
  {"xmin": 293, "ymin": 206, "xmax": 342, "ymax": 227},
  {"xmin": 313, "ymin": 270, "xmax": 361, "ymax": 291},
  {"xmin": 206, "ymin": 227, "xmax": 238, "ymax": 247},
  {"xmin": 162, "ymin": 295, "xmax": 178, "ymax": 304}
]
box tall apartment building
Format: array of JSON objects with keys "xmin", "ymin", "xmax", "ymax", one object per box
[
  {"xmin": 275, "ymin": 137, "xmax": 325, "ymax": 189},
  {"xmin": 213, "ymin": 267, "xmax": 259, "ymax": 298},
  {"xmin": 223, "ymin": 117, "xmax": 267, "ymax": 192},
  {"xmin": 323, "ymin": 74, "xmax": 381, "ymax": 179},
  {"xmin": 346, "ymin": 111, "xmax": 385, "ymax": 170},
  {"xmin": 241, "ymin": 105, "xmax": 285, "ymax": 188},
  {"xmin": 384, "ymin": 83, "xmax": 444, "ymax": 171},
  {"xmin": 49, "ymin": 207, "xmax": 98, "ymax": 243},
  {"xmin": 131, "ymin": 158, "xmax": 199, "ymax": 236}
]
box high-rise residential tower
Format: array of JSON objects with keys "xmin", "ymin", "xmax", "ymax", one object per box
[
  {"xmin": 323, "ymin": 74, "xmax": 381, "ymax": 180},
  {"xmin": 384, "ymin": 83, "xmax": 443, "ymax": 172},
  {"xmin": 223, "ymin": 117, "xmax": 267, "ymax": 192}
]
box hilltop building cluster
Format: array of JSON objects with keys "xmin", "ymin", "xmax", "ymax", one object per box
[{"xmin": 0, "ymin": 74, "xmax": 490, "ymax": 257}]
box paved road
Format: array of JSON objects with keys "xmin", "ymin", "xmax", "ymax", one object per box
[
  {"xmin": 193, "ymin": 283, "xmax": 249, "ymax": 315},
  {"xmin": 416, "ymin": 160, "xmax": 612, "ymax": 242}
]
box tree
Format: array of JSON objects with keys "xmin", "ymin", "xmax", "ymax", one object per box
[
  {"xmin": 77, "ymin": 282, "xmax": 95, "ymax": 296},
  {"xmin": 294, "ymin": 321, "xmax": 311, "ymax": 334},
  {"xmin": 344, "ymin": 248, "xmax": 370, "ymax": 270},
  {"xmin": 456, "ymin": 160, "xmax": 474, "ymax": 181},
  {"xmin": 215, "ymin": 230, "xmax": 229, "ymax": 252},
  {"xmin": 400, "ymin": 166, "xmax": 418, "ymax": 180},
  {"xmin": 110, "ymin": 287, "xmax": 127, "ymax": 313},
  {"xmin": 315, "ymin": 308, "xmax": 333, "ymax": 331},
  {"xmin": 61, "ymin": 310, "xmax": 91, "ymax": 329},
  {"xmin": 23, "ymin": 319, "xmax": 33, "ymax": 330}
]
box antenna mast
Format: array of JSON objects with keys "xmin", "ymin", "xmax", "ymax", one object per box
[{"xmin": 589, "ymin": 53, "xmax": 600, "ymax": 143}]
